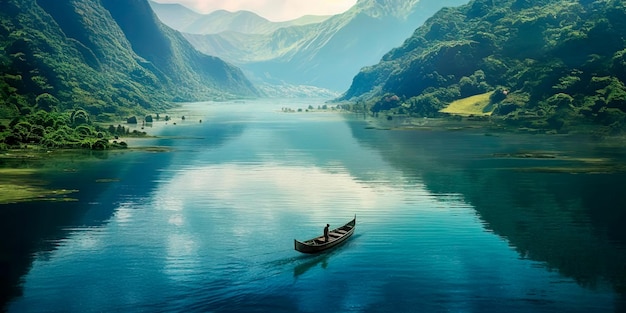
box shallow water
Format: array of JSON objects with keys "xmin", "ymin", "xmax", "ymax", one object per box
[{"xmin": 3, "ymin": 99, "xmax": 626, "ymax": 312}]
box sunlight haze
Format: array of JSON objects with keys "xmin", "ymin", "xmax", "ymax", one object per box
[{"xmin": 151, "ymin": 0, "xmax": 358, "ymax": 21}]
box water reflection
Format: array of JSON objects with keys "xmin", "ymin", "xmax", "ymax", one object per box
[
  {"xmin": 0, "ymin": 149, "xmax": 173, "ymax": 308},
  {"xmin": 0, "ymin": 110, "xmax": 249, "ymax": 310},
  {"xmin": 4, "ymin": 101, "xmax": 626, "ymax": 312},
  {"xmin": 293, "ymin": 254, "xmax": 330, "ymax": 277},
  {"xmin": 292, "ymin": 234, "xmax": 361, "ymax": 278},
  {"xmin": 347, "ymin": 117, "xmax": 626, "ymax": 298}
]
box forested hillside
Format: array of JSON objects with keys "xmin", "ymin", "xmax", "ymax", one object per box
[
  {"xmin": 0, "ymin": 0, "xmax": 257, "ymax": 149},
  {"xmin": 340, "ymin": 0, "xmax": 626, "ymax": 134}
]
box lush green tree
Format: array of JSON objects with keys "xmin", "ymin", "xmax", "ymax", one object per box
[
  {"xmin": 459, "ymin": 70, "xmax": 490, "ymax": 97},
  {"xmin": 0, "ymin": 108, "xmax": 120, "ymax": 150},
  {"xmin": 34, "ymin": 93, "xmax": 59, "ymax": 111},
  {"xmin": 70, "ymin": 108, "xmax": 90, "ymax": 125}
]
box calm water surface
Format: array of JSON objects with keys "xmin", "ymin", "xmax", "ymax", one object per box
[{"xmin": 3, "ymin": 99, "xmax": 626, "ymax": 312}]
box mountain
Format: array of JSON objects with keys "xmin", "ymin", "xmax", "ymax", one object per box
[
  {"xmin": 146, "ymin": 1, "xmax": 203, "ymax": 31},
  {"xmin": 148, "ymin": 1, "xmax": 330, "ymax": 35},
  {"xmin": 0, "ymin": 0, "xmax": 257, "ymax": 120},
  {"xmin": 155, "ymin": 0, "xmax": 469, "ymax": 92},
  {"xmin": 340, "ymin": 0, "xmax": 626, "ymax": 133}
]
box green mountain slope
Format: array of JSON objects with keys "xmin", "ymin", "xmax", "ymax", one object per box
[
  {"xmin": 340, "ymin": 0, "xmax": 626, "ymax": 133},
  {"xmin": 0, "ymin": 0, "xmax": 257, "ymax": 119},
  {"xmin": 169, "ymin": 0, "xmax": 469, "ymax": 92}
]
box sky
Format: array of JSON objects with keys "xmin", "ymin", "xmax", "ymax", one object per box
[{"xmin": 152, "ymin": 0, "xmax": 358, "ymax": 22}]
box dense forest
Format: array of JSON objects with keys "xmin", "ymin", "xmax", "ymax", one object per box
[
  {"xmin": 340, "ymin": 0, "xmax": 626, "ymax": 134},
  {"xmin": 0, "ymin": 0, "xmax": 257, "ymax": 150}
]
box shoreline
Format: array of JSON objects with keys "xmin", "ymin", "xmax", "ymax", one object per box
[{"xmin": 2, "ymin": 110, "xmax": 625, "ymax": 204}]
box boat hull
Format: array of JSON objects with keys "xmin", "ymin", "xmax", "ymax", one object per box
[{"xmin": 294, "ymin": 217, "xmax": 356, "ymax": 254}]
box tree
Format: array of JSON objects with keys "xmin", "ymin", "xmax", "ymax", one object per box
[
  {"xmin": 35, "ymin": 93, "xmax": 59, "ymax": 111},
  {"xmin": 70, "ymin": 108, "xmax": 90, "ymax": 125},
  {"xmin": 459, "ymin": 70, "xmax": 490, "ymax": 97}
]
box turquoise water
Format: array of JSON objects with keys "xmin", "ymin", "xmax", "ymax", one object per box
[{"xmin": 3, "ymin": 99, "xmax": 626, "ymax": 312}]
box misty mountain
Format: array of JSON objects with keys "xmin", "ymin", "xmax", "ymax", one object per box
[
  {"xmin": 148, "ymin": 1, "xmax": 330, "ymax": 35},
  {"xmin": 0, "ymin": 0, "xmax": 257, "ymax": 119},
  {"xmin": 153, "ymin": 0, "xmax": 469, "ymax": 92},
  {"xmin": 146, "ymin": 1, "xmax": 204, "ymax": 32}
]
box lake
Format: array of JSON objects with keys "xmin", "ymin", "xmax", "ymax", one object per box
[{"xmin": 2, "ymin": 98, "xmax": 626, "ymax": 312}]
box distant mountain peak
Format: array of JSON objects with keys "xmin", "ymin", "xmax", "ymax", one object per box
[
  {"xmin": 150, "ymin": 4, "xmax": 327, "ymax": 35},
  {"xmin": 210, "ymin": 9, "xmax": 267, "ymax": 20},
  {"xmin": 354, "ymin": 0, "xmax": 422, "ymax": 18}
]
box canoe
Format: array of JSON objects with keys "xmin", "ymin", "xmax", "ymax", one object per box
[{"xmin": 294, "ymin": 216, "xmax": 356, "ymax": 254}]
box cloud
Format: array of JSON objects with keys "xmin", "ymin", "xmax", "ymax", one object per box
[{"xmin": 152, "ymin": 0, "xmax": 357, "ymax": 21}]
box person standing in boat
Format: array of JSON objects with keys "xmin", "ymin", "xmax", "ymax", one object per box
[{"xmin": 324, "ymin": 224, "xmax": 330, "ymax": 242}]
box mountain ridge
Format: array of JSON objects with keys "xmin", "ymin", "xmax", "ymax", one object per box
[
  {"xmin": 146, "ymin": 1, "xmax": 203, "ymax": 31},
  {"xmin": 148, "ymin": 1, "xmax": 331, "ymax": 35},
  {"xmin": 158, "ymin": 0, "xmax": 470, "ymax": 92}
]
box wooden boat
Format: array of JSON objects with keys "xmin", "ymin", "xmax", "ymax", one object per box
[{"xmin": 294, "ymin": 216, "xmax": 356, "ymax": 254}]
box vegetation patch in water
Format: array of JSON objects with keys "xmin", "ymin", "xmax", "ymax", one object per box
[
  {"xmin": 0, "ymin": 168, "xmax": 78, "ymax": 204},
  {"xmin": 95, "ymin": 178, "xmax": 120, "ymax": 183},
  {"xmin": 493, "ymin": 151, "xmax": 626, "ymax": 174},
  {"xmin": 493, "ymin": 152, "xmax": 559, "ymax": 159},
  {"xmin": 515, "ymin": 165, "xmax": 626, "ymax": 174}
]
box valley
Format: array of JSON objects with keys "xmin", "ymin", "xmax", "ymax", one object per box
[
  {"xmin": 151, "ymin": 0, "xmax": 470, "ymax": 92},
  {"xmin": 2, "ymin": 1, "xmax": 626, "ymax": 309}
]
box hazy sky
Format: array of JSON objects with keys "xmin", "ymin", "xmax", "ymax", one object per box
[{"xmin": 152, "ymin": 0, "xmax": 358, "ymax": 21}]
